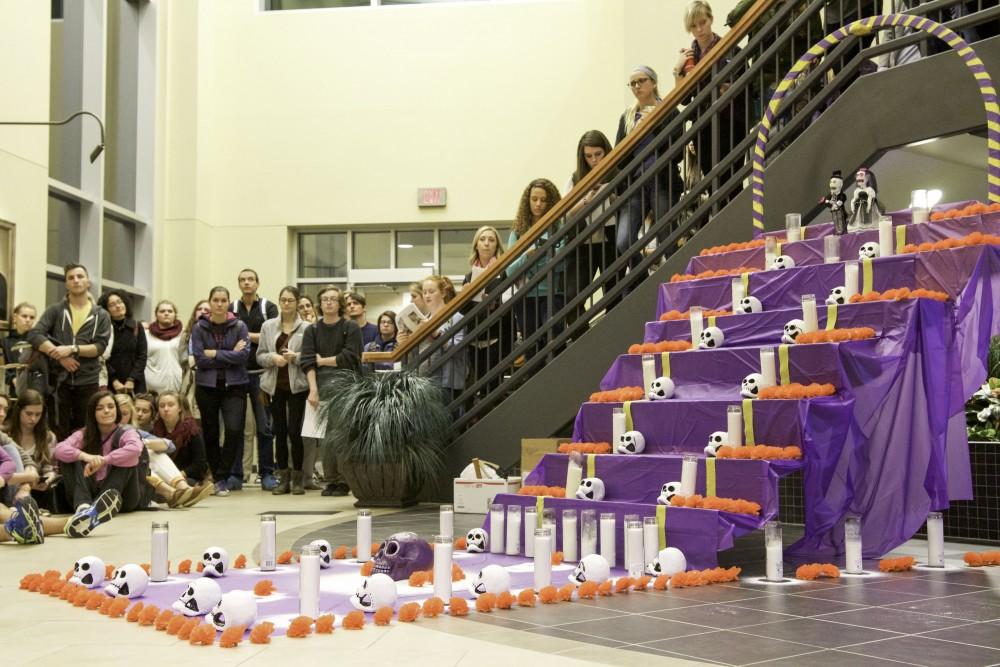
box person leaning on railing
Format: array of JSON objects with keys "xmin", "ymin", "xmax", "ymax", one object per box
[
  {"xmin": 398, "ymin": 276, "xmax": 466, "ymax": 411},
  {"xmin": 362, "ymin": 310, "xmax": 398, "ymax": 373}
]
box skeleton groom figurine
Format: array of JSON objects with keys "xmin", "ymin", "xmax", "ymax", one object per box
[
  {"xmin": 821, "ymin": 170, "xmax": 848, "ymax": 235},
  {"xmin": 848, "ymin": 167, "xmax": 884, "ymax": 230}
]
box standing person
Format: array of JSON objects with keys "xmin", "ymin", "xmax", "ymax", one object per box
[
  {"xmin": 27, "ymin": 264, "xmax": 112, "ymax": 439},
  {"xmin": 295, "ymin": 294, "xmax": 321, "ymax": 491},
  {"xmin": 145, "ymin": 299, "xmax": 184, "ymax": 394},
  {"xmin": 257, "ymin": 286, "xmax": 309, "ymax": 495},
  {"xmin": 507, "ymin": 178, "xmax": 564, "ymax": 359},
  {"xmin": 297, "ymin": 295, "xmax": 317, "ymax": 324},
  {"xmin": 300, "ymin": 286, "xmax": 362, "ymax": 497},
  {"xmin": 6, "ymin": 389, "xmax": 59, "ymax": 512},
  {"xmin": 229, "ymin": 269, "xmax": 278, "ymax": 491},
  {"xmin": 362, "ymin": 310, "xmax": 398, "ymax": 372},
  {"xmin": 344, "ymin": 291, "xmax": 378, "ymax": 348},
  {"xmin": 2, "ymin": 302, "xmax": 43, "ymax": 397},
  {"xmin": 408, "ymin": 283, "xmax": 429, "ymax": 316},
  {"xmin": 461, "ymin": 226, "xmax": 514, "ymax": 396},
  {"xmin": 98, "ymin": 290, "xmax": 148, "ymax": 396},
  {"xmin": 179, "ymin": 300, "xmax": 210, "ymax": 420},
  {"xmin": 193, "ymin": 286, "xmax": 251, "ymax": 496}
]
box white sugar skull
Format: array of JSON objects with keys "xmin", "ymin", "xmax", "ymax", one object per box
[
  {"xmin": 104, "ymin": 563, "xmax": 149, "ymax": 599},
  {"xmin": 569, "ymin": 553, "xmax": 611, "ymax": 585},
  {"xmin": 617, "ymin": 430, "xmax": 646, "ymax": 455},
  {"xmin": 648, "ymin": 376, "xmax": 675, "ymax": 401},
  {"xmin": 741, "ymin": 373, "xmax": 764, "ymax": 398},
  {"xmin": 469, "ymin": 564, "xmax": 511, "ymax": 597},
  {"xmin": 69, "ymin": 556, "xmax": 105, "ymax": 588},
  {"xmin": 782, "ymin": 319, "xmax": 806, "ymax": 344},
  {"xmin": 738, "ymin": 296, "xmax": 763, "ymax": 314},
  {"xmin": 771, "ymin": 255, "xmax": 796, "ymax": 270},
  {"xmin": 859, "ymin": 242, "xmax": 880, "ymax": 260},
  {"xmin": 210, "ymin": 590, "xmax": 257, "ymax": 631},
  {"xmin": 658, "ymin": 481, "xmax": 682, "ymax": 505},
  {"xmin": 646, "ymin": 547, "xmax": 687, "ymax": 577},
  {"xmin": 173, "ymin": 577, "xmax": 222, "ymax": 617},
  {"xmin": 202, "ymin": 546, "xmax": 229, "ymax": 577},
  {"xmin": 705, "ymin": 431, "xmax": 728, "ymax": 457},
  {"xmin": 699, "ymin": 326, "xmax": 725, "ymax": 349},
  {"xmin": 310, "ymin": 539, "xmax": 332, "ymax": 569},
  {"xmin": 826, "ymin": 286, "xmax": 848, "ymax": 306},
  {"xmin": 465, "ymin": 528, "xmax": 489, "ymax": 553},
  {"xmin": 351, "ymin": 573, "xmax": 398, "ymax": 612},
  {"xmin": 576, "ymin": 477, "xmax": 606, "ymax": 501}
]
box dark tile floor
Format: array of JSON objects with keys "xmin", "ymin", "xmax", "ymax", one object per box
[{"xmin": 297, "ymin": 506, "xmax": 1000, "ymax": 667}]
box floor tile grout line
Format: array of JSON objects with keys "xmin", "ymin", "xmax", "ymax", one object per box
[
  {"xmin": 621, "ymin": 642, "xmax": 738, "ymax": 667},
  {"xmin": 901, "ymin": 627, "xmax": 1000, "ymax": 654},
  {"xmin": 829, "ymin": 647, "xmax": 927, "ymax": 667},
  {"xmin": 739, "ymin": 648, "xmax": 831, "ymax": 666}
]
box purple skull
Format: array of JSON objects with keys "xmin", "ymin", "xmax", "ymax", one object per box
[{"xmin": 371, "ymin": 532, "xmax": 433, "ymax": 581}]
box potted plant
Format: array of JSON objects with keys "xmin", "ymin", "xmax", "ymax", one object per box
[
  {"xmin": 966, "ymin": 336, "xmax": 1000, "ymax": 443},
  {"xmin": 320, "ymin": 370, "xmax": 451, "ymax": 508}
]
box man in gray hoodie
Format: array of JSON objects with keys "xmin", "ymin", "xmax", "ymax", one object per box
[{"xmin": 27, "ymin": 264, "xmax": 112, "ymax": 439}]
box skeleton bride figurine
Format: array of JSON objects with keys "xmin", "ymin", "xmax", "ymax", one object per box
[
  {"xmin": 821, "ymin": 170, "xmax": 848, "ymax": 235},
  {"xmin": 848, "ymin": 167, "xmax": 885, "ymax": 230}
]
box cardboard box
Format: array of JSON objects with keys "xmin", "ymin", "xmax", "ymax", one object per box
[
  {"xmin": 453, "ymin": 477, "xmax": 521, "ymax": 514},
  {"xmin": 521, "ymin": 438, "xmax": 570, "ymax": 476}
]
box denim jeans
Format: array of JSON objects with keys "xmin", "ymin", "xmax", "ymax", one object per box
[{"xmin": 196, "ymin": 383, "xmax": 247, "ymax": 481}]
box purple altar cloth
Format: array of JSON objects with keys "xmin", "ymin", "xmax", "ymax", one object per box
[{"xmin": 486, "ymin": 493, "xmax": 735, "ymax": 570}]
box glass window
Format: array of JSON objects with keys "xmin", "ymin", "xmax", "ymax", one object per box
[
  {"xmin": 48, "ymin": 8, "xmax": 76, "ymax": 187},
  {"xmin": 265, "ymin": 0, "xmax": 367, "ymax": 9},
  {"xmin": 51, "ymin": 0, "xmax": 63, "ymax": 19},
  {"xmin": 353, "ymin": 231, "xmax": 391, "ymax": 270},
  {"xmin": 396, "ymin": 230, "xmax": 434, "ymax": 269},
  {"xmin": 46, "ymin": 274, "xmax": 66, "ymax": 306},
  {"xmin": 298, "ymin": 232, "xmax": 347, "ymax": 278},
  {"xmin": 47, "ymin": 194, "xmax": 81, "ymax": 267},
  {"xmin": 439, "ymin": 228, "xmax": 477, "ymax": 276},
  {"xmin": 102, "ymin": 216, "xmax": 136, "ymax": 284},
  {"xmin": 103, "ymin": 0, "xmax": 126, "ymax": 208}
]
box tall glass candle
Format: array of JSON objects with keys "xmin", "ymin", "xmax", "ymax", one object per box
[
  {"xmin": 764, "ymin": 236, "xmax": 778, "ymax": 267},
  {"xmin": 433, "ymin": 535, "xmax": 453, "ymax": 600},
  {"xmin": 911, "ymin": 189, "xmax": 929, "ymax": 224},
  {"xmin": 524, "ymin": 506, "xmax": 537, "ymax": 557},
  {"xmin": 611, "ymin": 407, "xmax": 625, "ymax": 456},
  {"xmin": 623, "ymin": 513, "xmax": 639, "ymax": 571},
  {"xmin": 824, "ymin": 235, "xmax": 840, "ymax": 263},
  {"xmin": 642, "ymin": 516, "xmax": 659, "ymax": 568},
  {"xmin": 490, "ymin": 503, "xmax": 506, "ymax": 553},
  {"xmin": 844, "ymin": 261, "xmax": 859, "ymax": 298},
  {"xmin": 625, "ymin": 519, "xmax": 644, "ymax": 577},
  {"xmin": 844, "ymin": 516, "xmax": 863, "ymax": 574},
  {"xmin": 727, "ymin": 405, "xmax": 742, "ymax": 446},
  {"xmin": 680, "ymin": 455, "xmax": 698, "ymax": 497},
  {"xmin": 580, "ymin": 510, "xmax": 597, "ymax": 558},
  {"xmin": 801, "ymin": 294, "xmax": 818, "ymax": 333},
  {"xmin": 260, "ymin": 513, "xmax": 276, "ymax": 571},
  {"xmin": 765, "ymin": 521, "xmax": 784, "ymax": 582},
  {"xmin": 150, "ymin": 521, "xmax": 169, "ymax": 582},
  {"xmin": 534, "ymin": 529, "xmax": 552, "ymax": 590},
  {"xmin": 926, "ymin": 512, "xmax": 944, "ymax": 567},
  {"xmin": 298, "ymin": 544, "xmax": 321, "ymax": 618},
  {"xmin": 731, "ymin": 277, "xmax": 745, "ymax": 312},
  {"xmin": 878, "ymin": 216, "xmax": 893, "ymax": 256},
  {"xmin": 562, "ymin": 509, "xmax": 578, "ymax": 562},
  {"xmin": 599, "ymin": 512, "xmax": 616, "ymax": 566},
  {"xmin": 759, "ymin": 346, "xmax": 776, "ymax": 388},
  {"xmin": 785, "ymin": 213, "xmax": 802, "ymax": 243},
  {"xmin": 541, "ymin": 508, "xmax": 556, "ymax": 555},
  {"xmin": 439, "ymin": 504, "xmax": 454, "ymax": 540},
  {"xmin": 505, "ymin": 505, "xmax": 522, "ymax": 555},
  {"xmin": 565, "ymin": 456, "xmax": 583, "ymax": 501},
  {"xmin": 641, "ymin": 354, "xmax": 656, "ymax": 398},
  {"xmin": 356, "ymin": 509, "xmax": 372, "ymax": 563},
  {"xmin": 689, "ymin": 306, "xmax": 704, "ymax": 347}
]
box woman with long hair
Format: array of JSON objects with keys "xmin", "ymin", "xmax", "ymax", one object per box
[
  {"xmin": 398, "ymin": 276, "xmax": 466, "ymax": 407},
  {"xmin": 296, "ymin": 295, "xmax": 321, "ymax": 490},
  {"xmin": 297, "ymin": 295, "xmax": 317, "ymax": 323},
  {"xmin": 6, "ymin": 389, "xmax": 59, "ymax": 511},
  {"xmin": 98, "ymin": 290, "xmax": 148, "ymax": 395},
  {"xmin": 152, "ymin": 390, "xmax": 212, "ymax": 504},
  {"xmin": 461, "ymin": 226, "xmax": 515, "ymax": 396},
  {"xmin": 179, "ymin": 299, "xmax": 211, "ymax": 420},
  {"xmin": 145, "ymin": 299, "xmax": 185, "ymax": 393}
]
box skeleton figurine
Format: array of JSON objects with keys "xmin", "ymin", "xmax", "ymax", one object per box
[
  {"xmin": 848, "ymin": 167, "xmax": 885, "ymax": 230},
  {"xmin": 821, "ymin": 170, "xmax": 849, "ymax": 235}
]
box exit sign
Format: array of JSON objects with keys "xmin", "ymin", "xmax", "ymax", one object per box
[{"xmin": 418, "ymin": 187, "xmax": 447, "ymax": 208}]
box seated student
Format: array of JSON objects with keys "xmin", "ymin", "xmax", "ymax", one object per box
[
  {"xmin": 153, "ymin": 391, "xmax": 210, "ymax": 493},
  {"xmin": 5, "ymin": 389, "xmax": 60, "ymax": 512},
  {"xmin": 132, "ymin": 393, "xmax": 156, "ymax": 432},
  {"xmin": 53, "ymin": 391, "xmax": 138, "ymax": 536}
]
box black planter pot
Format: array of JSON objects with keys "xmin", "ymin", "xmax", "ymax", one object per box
[{"xmin": 338, "ymin": 457, "xmax": 420, "ymax": 508}]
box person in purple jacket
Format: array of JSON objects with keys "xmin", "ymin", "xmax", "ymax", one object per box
[{"xmin": 191, "ymin": 286, "xmax": 251, "ymax": 497}]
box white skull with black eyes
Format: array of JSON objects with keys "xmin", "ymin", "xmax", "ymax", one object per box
[
  {"xmin": 699, "ymin": 327, "xmax": 725, "ymax": 349},
  {"xmin": 826, "ymin": 286, "xmax": 848, "ymax": 306},
  {"xmin": 575, "ymin": 477, "xmax": 606, "ymax": 501},
  {"xmin": 617, "ymin": 430, "xmax": 646, "ymax": 455},
  {"xmin": 210, "ymin": 590, "xmax": 257, "ymax": 630},
  {"xmin": 658, "ymin": 481, "xmax": 682, "ymax": 505},
  {"xmin": 704, "ymin": 431, "xmax": 728, "ymax": 457},
  {"xmin": 69, "ymin": 556, "xmax": 105, "ymax": 588},
  {"xmin": 350, "ymin": 573, "xmax": 398, "ymax": 612},
  {"xmin": 782, "ymin": 319, "xmax": 806, "ymax": 344},
  {"xmin": 569, "ymin": 553, "xmax": 611, "ymax": 585},
  {"xmin": 468, "ymin": 564, "xmax": 511, "ymax": 597},
  {"xmin": 465, "ymin": 528, "xmax": 489, "ymax": 553},
  {"xmin": 771, "ymin": 255, "xmax": 796, "ymax": 270},
  {"xmin": 173, "ymin": 577, "xmax": 222, "ymax": 617},
  {"xmin": 202, "ymin": 546, "xmax": 229, "ymax": 577},
  {"xmin": 741, "ymin": 373, "xmax": 764, "ymax": 398},
  {"xmin": 738, "ymin": 296, "xmax": 763, "ymax": 314},
  {"xmin": 648, "ymin": 376, "xmax": 675, "ymax": 401},
  {"xmin": 309, "ymin": 539, "xmax": 332, "ymax": 569},
  {"xmin": 859, "ymin": 242, "xmax": 880, "ymax": 260},
  {"xmin": 646, "ymin": 547, "xmax": 687, "ymax": 577},
  {"xmin": 104, "ymin": 563, "xmax": 149, "ymax": 599}
]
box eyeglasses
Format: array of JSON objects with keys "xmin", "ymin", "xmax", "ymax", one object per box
[
  {"xmin": 278, "ymin": 298, "xmax": 297, "ymax": 304},
  {"xmin": 628, "ymin": 77, "xmax": 651, "ymax": 88},
  {"xmin": 320, "ymin": 297, "xmax": 339, "ymax": 303}
]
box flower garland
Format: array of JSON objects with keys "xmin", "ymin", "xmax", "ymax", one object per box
[
  {"xmin": 699, "ymin": 239, "xmax": 766, "ymax": 256},
  {"xmin": 795, "ymin": 328, "xmax": 875, "ymax": 344},
  {"xmin": 669, "ymin": 494, "xmax": 762, "ymax": 516},
  {"xmin": 795, "ymin": 563, "xmax": 840, "ymax": 580},
  {"xmin": 901, "ymin": 230, "xmax": 1000, "ymax": 253},
  {"xmin": 878, "ymin": 556, "xmax": 915, "ymax": 572},
  {"xmin": 849, "ymin": 288, "xmax": 948, "ymax": 303},
  {"xmin": 758, "ymin": 383, "xmax": 836, "ymax": 400},
  {"xmin": 963, "ymin": 551, "xmax": 1000, "ymax": 566},
  {"xmin": 589, "ymin": 386, "xmax": 645, "ymax": 403},
  {"xmin": 517, "ymin": 485, "xmax": 566, "ymax": 497},
  {"xmin": 659, "ymin": 308, "xmax": 732, "ymax": 322},
  {"xmin": 558, "ymin": 442, "xmax": 612, "ymax": 454},
  {"xmin": 670, "ymin": 267, "xmax": 759, "ymax": 284},
  {"xmin": 627, "ymin": 340, "xmax": 692, "ymax": 354},
  {"xmin": 929, "ymin": 201, "xmax": 1000, "ymax": 221},
  {"xmin": 716, "ymin": 445, "xmax": 802, "ymax": 460}
]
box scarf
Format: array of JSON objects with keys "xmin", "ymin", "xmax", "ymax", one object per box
[
  {"xmin": 153, "ymin": 415, "xmax": 200, "ymax": 451},
  {"xmin": 472, "ymin": 255, "xmax": 497, "ymax": 269},
  {"xmin": 148, "ymin": 320, "xmax": 183, "ymax": 341},
  {"xmin": 623, "ymin": 95, "xmax": 662, "ymax": 135}
]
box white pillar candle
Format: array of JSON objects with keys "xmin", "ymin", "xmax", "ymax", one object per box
[
  {"xmin": 298, "ymin": 544, "xmax": 321, "ymax": 618},
  {"xmin": 565, "ymin": 457, "xmax": 583, "ymax": 500},
  {"xmin": 505, "ymin": 506, "xmax": 522, "ymax": 556},
  {"xmin": 642, "ymin": 516, "xmax": 659, "ymax": 567},
  {"xmin": 641, "ymin": 354, "xmax": 656, "ymax": 397},
  {"xmin": 689, "ymin": 307, "xmax": 704, "ymax": 347},
  {"xmin": 150, "ymin": 521, "xmax": 169, "ymax": 582},
  {"xmin": 562, "ymin": 510, "xmax": 578, "ymax": 562},
  {"xmin": 626, "ymin": 519, "xmax": 645, "ymax": 577},
  {"xmin": 759, "ymin": 347, "xmax": 777, "ymax": 388},
  {"xmin": 356, "ymin": 509, "xmax": 372, "ymax": 563},
  {"xmin": 824, "ymin": 235, "xmax": 840, "ymax": 264},
  {"xmin": 785, "ymin": 213, "xmax": 802, "ymax": 243},
  {"xmin": 623, "ymin": 513, "xmax": 638, "ymax": 571},
  {"xmin": 765, "ymin": 521, "xmax": 784, "ymax": 582},
  {"xmin": 801, "ymin": 294, "xmax": 819, "ymax": 333},
  {"xmin": 911, "ymin": 189, "xmax": 929, "ymax": 224},
  {"xmin": 878, "ymin": 216, "xmax": 894, "ymax": 257},
  {"xmin": 533, "ymin": 529, "xmax": 552, "ymax": 590},
  {"xmin": 524, "ymin": 506, "xmax": 537, "ymax": 557},
  {"xmin": 599, "ymin": 512, "xmax": 616, "ymax": 567},
  {"xmin": 439, "ymin": 504, "xmax": 454, "ymax": 540},
  {"xmin": 259, "ymin": 513, "xmax": 276, "ymax": 572},
  {"xmin": 611, "ymin": 407, "xmax": 625, "ymax": 456},
  {"xmin": 926, "ymin": 512, "xmax": 945, "ymax": 567},
  {"xmin": 844, "ymin": 516, "xmax": 863, "ymax": 574},
  {"xmin": 580, "ymin": 510, "xmax": 597, "ymax": 559},
  {"xmin": 541, "ymin": 508, "xmax": 557, "ymax": 555},
  {"xmin": 727, "ymin": 404, "xmax": 743, "ymax": 447},
  {"xmin": 844, "ymin": 261, "xmax": 859, "ymax": 298},
  {"xmin": 490, "ymin": 503, "xmax": 506, "ymax": 553},
  {"xmin": 680, "ymin": 455, "xmax": 698, "ymax": 497},
  {"xmin": 764, "ymin": 236, "xmax": 778, "ymax": 267},
  {"xmin": 731, "ymin": 277, "xmax": 745, "ymax": 312},
  {"xmin": 433, "ymin": 535, "xmax": 453, "ymax": 600}
]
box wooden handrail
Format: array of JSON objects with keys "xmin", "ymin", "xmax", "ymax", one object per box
[{"xmin": 364, "ymin": 0, "xmax": 780, "ymax": 363}]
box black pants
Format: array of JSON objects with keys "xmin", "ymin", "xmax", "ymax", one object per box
[
  {"xmin": 55, "ymin": 383, "xmax": 98, "ymax": 440},
  {"xmin": 195, "ymin": 384, "xmax": 247, "ymax": 481},
  {"xmin": 565, "ymin": 234, "xmax": 619, "ymax": 327},
  {"xmin": 271, "ymin": 389, "xmax": 306, "ymax": 470},
  {"xmin": 520, "ymin": 294, "xmax": 565, "ymax": 360},
  {"xmin": 60, "ymin": 459, "xmax": 142, "ymax": 513}
]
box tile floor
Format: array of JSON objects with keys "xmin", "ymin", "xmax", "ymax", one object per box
[{"xmin": 4, "ymin": 495, "xmax": 999, "ymax": 666}]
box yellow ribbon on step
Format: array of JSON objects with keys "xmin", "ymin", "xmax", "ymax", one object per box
[
  {"xmin": 776, "ymin": 241, "xmax": 783, "ymax": 257},
  {"xmin": 896, "ymin": 224, "xmax": 906, "ymax": 254},
  {"xmin": 623, "ymin": 401, "xmax": 634, "ymax": 431},
  {"xmin": 587, "ymin": 453, "xmax": 596, "ymax": 479},
  {"xmin": 741, "ymin": 272, "xmax": 751, "ymax": 297},
  {"xmin": 861, "ymin": 258, "xmax": 874, "ymax": 295},
  {"xmin": 826, "ymin": 303, "xmax": 838, "ymax": 330},
  {"xmin": 660, "ymin": 352, "xmax": 671, "ymax": 378},
  {"xmin": 535, "ymin": 496, "xmax": 545, "ymax": 527},
  {"xmin": 778, "ymin": 344, "xmax": 791, "ymax": 385},
  {"xmin": 705, "ymin": 458, "xmax": 717, "ymax": 497},
  {"xmin": 743, "ymin": 398, "xmax": 756, "ymax": 445},
  {"xmin": 656, "ymin": 504, "xmax": 667, "ymax": 549},
  {"xmin": 708, "ymin": 315, "xmax": 717, "ymax": 328}
]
